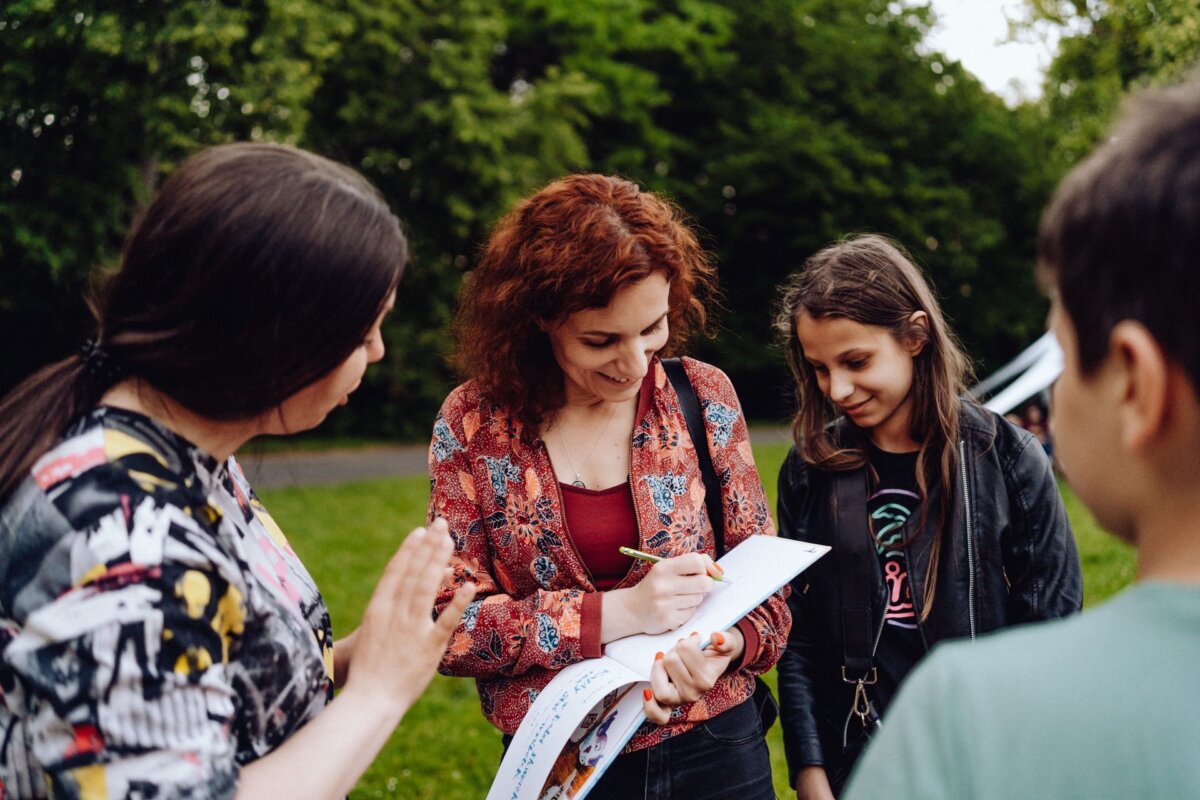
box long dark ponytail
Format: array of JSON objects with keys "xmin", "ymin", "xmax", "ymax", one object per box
[{"xmin": 0, "ymin": 143, "xmax": 407, "ymax": 502}]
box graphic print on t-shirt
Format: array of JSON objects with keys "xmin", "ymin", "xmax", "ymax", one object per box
[{"xmin": 870, "ymin": 488, "xmax": 919, "ymax": 629}]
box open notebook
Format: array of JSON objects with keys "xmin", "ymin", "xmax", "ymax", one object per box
[{"xmin": 486, "ymin": 534, "xmax": 830, "ymax": 800}]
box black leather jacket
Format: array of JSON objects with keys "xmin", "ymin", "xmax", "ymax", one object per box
[{"xmin": 776, "ymin": 401, "xmax": 1082, "ymax": 789}]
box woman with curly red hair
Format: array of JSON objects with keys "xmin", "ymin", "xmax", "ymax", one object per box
[{"xmin": 427, "ymin": 174, "xmax": 788, "ymax": 799}]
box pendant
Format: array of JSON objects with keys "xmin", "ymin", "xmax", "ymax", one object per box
[{"xmin": 571, "ymin": 478, "xmax": 587, "ymax": 488}]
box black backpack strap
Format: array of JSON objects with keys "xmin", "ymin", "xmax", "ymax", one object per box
[
  {"xmin": 661, "ymin": 357, "xmax": 725, "ymax": 557},
  {"xmin": 834, "ymin": 469, "xmax": 877, "ymax": 682},
  {"xmin": 836, "ymin": 468, "xmax": 883, "ymax": 750}
]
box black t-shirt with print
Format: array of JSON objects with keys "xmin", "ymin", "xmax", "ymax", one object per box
[{"xmin": 865, "ymin": 442, "xmax": 926, "ymax": 716}]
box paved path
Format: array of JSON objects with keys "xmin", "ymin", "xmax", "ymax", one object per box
[
  {"xmin": 239, "ymin": 444, "xmax": 430, "ymax": 490},
  {"xmin": 240, "ymin": 425, "xmax": 793, "ymax": 490}
]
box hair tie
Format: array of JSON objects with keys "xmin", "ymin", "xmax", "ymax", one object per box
[{"xmin": 81, "ymin": 336, "xmax": 127, "ymax": 389}]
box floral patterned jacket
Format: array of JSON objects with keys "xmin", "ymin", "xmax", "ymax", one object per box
[{"xmin": 428, "ymin": 357, "xmax": 790, "ymax": 750}]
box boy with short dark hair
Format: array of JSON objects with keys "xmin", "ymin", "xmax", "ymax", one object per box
[{"xmin": 841, "ymin": 78, "xmax": 1200, "ymax": 799}]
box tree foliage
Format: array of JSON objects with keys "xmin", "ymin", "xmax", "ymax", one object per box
[
  {"xmin": 2, "ymin": 0, "xmax": 1095, "ymax": 434},
  {"xmin": 303, "ymin": 0, "xmax": 740, "ymax": 434},
  {"xmin": 1, "ymin": 0, "xmax": 349, "ymax": 389},
  {"xmin": 1025, "ymin": 0, "xmax": 1200, "ymax": 168},
  {"xmin": 637, "ymin": 0, "xmax": 1056, "ymax": 413}
]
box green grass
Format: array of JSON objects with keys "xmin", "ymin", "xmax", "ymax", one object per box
[{"xmin": 259, "ymin": 444, "xmax": 1134, "ymax": 799}]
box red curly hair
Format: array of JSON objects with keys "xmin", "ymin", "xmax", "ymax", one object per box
[{"xmin": 454, "ymin": 173, "xmax": 718, "ymax": 436}]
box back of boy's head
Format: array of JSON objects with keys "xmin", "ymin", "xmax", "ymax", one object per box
[{"xmin": 1039, "ymin": 78, "xmax": 1200, "ymax": 392}]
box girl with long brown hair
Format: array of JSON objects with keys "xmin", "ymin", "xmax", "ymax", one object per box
[{"xmin": 772, "ymin": 234, "xmax": 1081, "ymax": 798}]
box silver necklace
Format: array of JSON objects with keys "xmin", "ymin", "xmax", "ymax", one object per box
[{"xmin": 556, "ymin": 403, "xmax": 620, "ymax": 489}]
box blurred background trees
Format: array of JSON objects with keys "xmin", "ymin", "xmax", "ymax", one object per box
[{"xmin": 4, "ymin": 0, "xmax": 1197, "ymax": 437}]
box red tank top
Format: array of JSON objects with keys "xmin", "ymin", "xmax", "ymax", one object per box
[{"xmin": 559, "ymin": 481, "xmax": 638, "ymax": 590}]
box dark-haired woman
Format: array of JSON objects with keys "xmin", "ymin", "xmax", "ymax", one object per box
[
  {"xmin": 772, "ymin": 234, "xmax": 1082, "ymax": 798},
  {"xmin": 428, "ymin": 174, "xmax": 788, "ymax": 799},
  {"xmin": 0, "ymin": 143, "xmax": 474, "ymax": 799}
]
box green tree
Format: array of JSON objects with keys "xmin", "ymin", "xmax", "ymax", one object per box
[
  {"xmin": 305, "ymin": 0, "xmax": 735, "ymax": 436},
  {"xmin": 2, "ymin": 0, "xmax": 1071, "ymax": 434},
  {"xmin": 0, "ymin": 0, "xmax": 348, "ymax": 390},
  {"xmin": 640, "ymin": 0, "xmax": 1055, "ymax": 416},
  {"xmin": 407, "ymin": 0, "xmax": 1055, "ymax": 421},
  {"xmin": 1025, "ymin": 0, "xmax": 1200, "ymax": 167}
]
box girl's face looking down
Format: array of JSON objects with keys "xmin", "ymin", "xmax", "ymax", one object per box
[
  {"xmin": 545, "ymin": 271, "xmax": 671, "ymax": 407},
  {"xmin": 796, "ymin": 311, "xmax": 927, "ymax": 452},
  {"xmin": 270, "ymin": 289, "xmax": 397, "ymax": 434}
]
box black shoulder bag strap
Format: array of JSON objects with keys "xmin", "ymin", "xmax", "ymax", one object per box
[
  {"xmin": 661, "ymin": 357, "xmax": 725, "ymax": 556},
  {"xmin": 661, "ymin": 356, "xmax": 778, "ymax": 732},
  {"xmin": 833, "ymin": 468, "xmax": 882, "ymax": 743}
]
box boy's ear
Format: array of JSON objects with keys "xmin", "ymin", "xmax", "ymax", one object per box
[
  {"xmin": 905, "ymin": 310, "xmax": 929, "ymax": 357},
  {"xmin": 1111, "ymin": 320, "xmax": 1171, "ymax": 453}
]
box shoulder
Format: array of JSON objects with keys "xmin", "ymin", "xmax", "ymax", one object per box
[
  {"xmin": 2, "ymin": 416, "xmax": 212, "ymax": 623},
  {"xmin": 852, "ymin": 589, "xmax": 1190, "ymax": 799},
  {"xmin": 676, "ymin": 356, "xmax": 731, "ymax": 384},
  {"xmin": 920, "ymin": 599, "xmax": 1130, "ymax": 700},
  {"xmin": 778, "ymin": 417, "xmax": 853, "ymax": 486},
  {"xmin": 958, "ymin": 399, "xmax": 1044, "ymax": 471},
  {"xmin": 777, "ymin": 442, "xmax": 839, "ymax": 519},
  {"xmin": 433, "ymin": 381, "xmax": 531, "ymax": 461},
  {"xmin": 666, "ymin": 358, "xmax": 753, "ymax": 452},
  {"xmin": 936, "ymin": 609, "xmax": 1094, "ymax": 667},
  {"xmin": 779, "ymin": 443, "xmax": 811, "ymax": 487},
  {"xmin": 28, "ymin": 414, "xmax": 177, "ymax": 530},
  {"xmin": 959, "ymin": 399, "xmax": 1035, "ymax": 449},
  {"xmin": 886, "ymin": 600, "xmax": 1147, "ymax": 757},
  {"xmin": 436, "ymin": 381, "xmax": 499, "ymax": 436},
  {"xmin": 439, "ymin": 381, "xmax": 485, "ymax": 418},
  {"xmin": 958, "ymin": 399, "xmax": 1006, "ymax": 442},
  {"xmin": 673, "ymin": 356, "xmax": 739, "ymax": 406}
]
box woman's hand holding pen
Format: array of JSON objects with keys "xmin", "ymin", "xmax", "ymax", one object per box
[
  {"xmin": 642, "ymin": 629, "xmax": 745, "ymax": 725},
  {"xmin": 601, "ymin": 553, "xmax": 722, "ymax": 641}
]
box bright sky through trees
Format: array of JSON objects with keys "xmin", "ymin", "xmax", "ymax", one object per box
[{"xmin": 923, "ymin": 0, "xmax": 1060, "ymax": 104}]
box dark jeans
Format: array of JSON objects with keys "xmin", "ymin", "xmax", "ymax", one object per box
[{"xmin": 504, "ymin": 697, "xmax": 775, "ymax": 800}]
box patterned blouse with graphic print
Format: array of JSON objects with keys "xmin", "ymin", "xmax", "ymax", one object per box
[
  {"xmin": 0, "ymin": 407, "xmax": 333, "ymax": 798},
  {"xmin": 429, "ymin": 357, "xmax": 791, "ymax": 752}
]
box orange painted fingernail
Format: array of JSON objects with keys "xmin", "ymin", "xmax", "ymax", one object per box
[
  {"xmin": 712, "ymin": 632, "xmax": 725, "ymax": 647},
  {"xmin": 643, "ymin": 688, "xmax": 653, "ymax": 701},
  {"xmin": 714, "ymin": 563, "xmax": 725, "ymax": 574},
  {"xmin": 655, "ymin": 651, "xmax": 664, "ymax": 661}
]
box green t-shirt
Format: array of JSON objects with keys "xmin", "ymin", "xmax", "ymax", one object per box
[{"xmin": 843, "ymin": 582, "xmax": 1200, "ymax": 799}]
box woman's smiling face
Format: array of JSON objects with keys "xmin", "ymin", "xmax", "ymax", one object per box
[{"xmin": 545, "ymin": 271, "xmax": 671, "ymax": 407}]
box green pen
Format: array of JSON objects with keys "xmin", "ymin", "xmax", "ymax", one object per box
[{"xmin": 619, "ymin": 546, "xmax": 732, "ymax": 583}]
